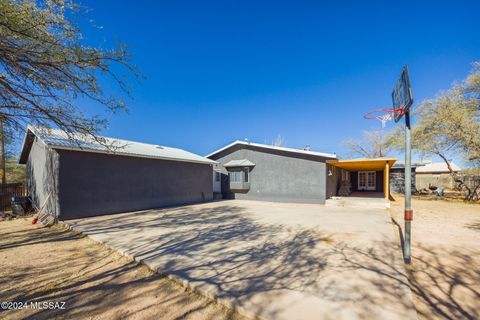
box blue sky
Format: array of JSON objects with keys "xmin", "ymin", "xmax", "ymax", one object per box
[{"xmin": 75, "ymin": 0, "xmax": 479, "ymax": 159}]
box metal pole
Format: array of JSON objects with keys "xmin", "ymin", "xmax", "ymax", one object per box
[{"xmin": 404, "ymin": 111, "xmax": 412, "ymax": 264}]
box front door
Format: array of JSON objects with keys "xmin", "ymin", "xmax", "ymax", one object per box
[
  {"xmin": 213, "ymin": 170, "xmax": 221, "ymax": 193},
  {"xmin": 358, "ymin": 171, "xmax": 376, "ymax": 191}
]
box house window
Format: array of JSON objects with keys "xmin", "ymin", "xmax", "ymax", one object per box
[
  {"xmin": 244, "ymin": 167, "xmax": 249, "ymax": 182},
  {"xmin": 215, "ymin": 171, "xmax": 221, "ymax": 182},
  {"xmin": 229, "ymin": 171, "xmax": 241, "ymax": 182}
]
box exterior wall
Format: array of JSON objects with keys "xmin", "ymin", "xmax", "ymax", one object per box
[
  {"xmin": 326, "ymin": 165, "xmax": 342, "ymax": 198},
  {"xmin": 389, "ymin": 168, "xmax": 416, "ymax": 194},
  {"xmin": 26, "ymin": 138, "xmax": 60, "ymax": 217},
  {"xmin": 57, "ymin": 150, "xmax": 213, "ymax": 220},
  {"xmin": 416, "ymin": 172, "xmax": 456, "ymax": 190},
  {"xmin": 210, "ymin": 144, "xmax": 330, "ymax": 204},
  {"xmin": 349, "ymin": 170, "xmax": 384, "ymax": 193}
]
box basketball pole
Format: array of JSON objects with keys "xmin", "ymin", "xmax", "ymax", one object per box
[{"xmin": 404, "ymin": 110, "xmax": 412, "ymax": 264}]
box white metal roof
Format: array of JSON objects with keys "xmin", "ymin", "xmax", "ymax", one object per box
[
  {"xmin": 223, "ymin": 159, "xmax": 256, "ymax": 167},
  {"xmin": 20, "ymin": 126, "xmax": 216, "ymax": 165},
  {"xmin": 416, "ymin": 162, "xmax": 461, "ymax": 173},
  {"xmin": 206, "ymin": 140, "xmax": 337, "ymax": 159}
]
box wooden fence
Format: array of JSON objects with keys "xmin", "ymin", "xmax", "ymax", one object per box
[{"xmin": 0, "ymin": 183, "xmax": 26, "ymax": 212}]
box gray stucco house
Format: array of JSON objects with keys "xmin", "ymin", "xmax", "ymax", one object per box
[
  {"xmin": 208, "ymin": 141, "xmax": 401, "ymax": 205},
  {"xmin": 19, "ymin": 126, "xmax": 215, "ymax": 220},
  {"xmin": 207, "ymin": 141, "xmax": 338, "ymax": 204}
]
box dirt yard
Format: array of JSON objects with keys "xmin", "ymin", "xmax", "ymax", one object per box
[
  {"xmin": 389, "ymin": 196, "xmax": 480, "ymax": 320},
  {"xmin": 0, "ymin": 218, "xmax": 243, "ymax": 320}
]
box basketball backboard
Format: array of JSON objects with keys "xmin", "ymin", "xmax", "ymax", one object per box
[{"xmin": 392, "ymin": 65, "xmax": 413, "ymax": 122}]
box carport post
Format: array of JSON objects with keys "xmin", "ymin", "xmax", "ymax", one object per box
[{"xmin": 404, "ymin": 111, "xmax": 412, "ymax": 264}]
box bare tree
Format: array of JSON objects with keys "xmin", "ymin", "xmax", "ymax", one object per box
[
  {"xmin": 344, "ymin": 130, "xmax": 392, "ymax": 158},
  {"xmin": 0, "ymin": 0, "xmax": 140, "ymax": 142},
  {"xmin": 387, "ymin": 62, "xmax": 480, "ymax": 201}
]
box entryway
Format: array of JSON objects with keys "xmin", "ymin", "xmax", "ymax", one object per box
[
  {"xmin": 358, "ymin": 171, "xmax": 376, "ymax": 191},
  {"xmin": 326, "ymin": 158, "xmax": 397, "ymax": 204}
]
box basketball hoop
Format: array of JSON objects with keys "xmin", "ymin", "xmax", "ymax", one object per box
[{"xmin": 364, "ymin": 107, "xmax": 404, "ymax": 128}]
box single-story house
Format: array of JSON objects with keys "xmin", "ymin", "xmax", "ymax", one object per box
[
  {"xmin": 415, "ymin": 161, "xmax": 461, "ymax": 189},
  {"xmin": 19, "ymin": 126, "xmax": 216, "ymax": 220},
  {"xmin": 207, "ymin": 140, "xmax": 397, "ymax": 204}
]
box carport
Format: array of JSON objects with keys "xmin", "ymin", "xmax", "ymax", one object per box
[{"xmin": 327, "ymin": 158, "xmax": 396, "ymax": 201}]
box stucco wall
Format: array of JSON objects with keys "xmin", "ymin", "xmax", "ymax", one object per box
[
  {"xmin": 26, "ymin": 138, "xmax": 60, "ymax": 217},
  {"xmin": 416, "ymin": 173, "xmax": 455, "ymax": 190},
  {"xmin": 210, "ymin": 145, "xmax": 330, "ymax": 204},
  {"xmin": 326, "ymin": 165, "xmax": 342, "ymax": 198},
  {"xmin": 57, "ymin": 150, "xmax": 213, "ymax": 220},
  {"xmin": 389, "ymin": 168, "xmax": 417, "ymax": 194}
]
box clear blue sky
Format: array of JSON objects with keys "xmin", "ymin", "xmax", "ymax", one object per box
[{"xmin": 77, "ymin": 0, "xmax": 479, "ymax": 158}]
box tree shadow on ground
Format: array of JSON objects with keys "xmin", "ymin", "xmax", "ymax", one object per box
[
  {"xmin": 5, "ymin": 202, "xmax": 477, "ymax": 319},
  {"xmin": 464, "ymin": 221, "xmax": 480, "ymax": 231},
  {"xmin": 0, "ymin": 222, "xmax": 241, "ymax": 320},
  {"xmin": 390, "ymin": 216, "xmax": 480, "ymax": 320},
  {"xmin": 66, "ymin": 204, "xmax": 418, "ymax": 319},
  {"xmin": 0, "ymin": 225, "xmax": 85, "ymax": 250}
]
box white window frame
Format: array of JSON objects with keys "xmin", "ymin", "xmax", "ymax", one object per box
[
  {"xmin": 229, "ymin": 170, "xmax": 241, "ymax": 182},
  {"xmin": 244, "ymin": 167, "xmax": 250, "ymax": 182},
  {"xmin": 358, "ymin": 171, "xmax": 376, "ymax": 191}
]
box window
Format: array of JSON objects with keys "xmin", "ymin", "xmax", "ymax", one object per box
[
  {"xmin": 367, "ymin": 172, "xmax": 376, "ymax": 188},
  {"xmin": 215, "ymin": 171, "xmax": 221, "ymax": 182},
  {"xmin": 244, "ymin": 167, "xmax": 249, "ymax": 182},
  {"xmin": 229, "ymin": 171, "xmax": 241, "ymax": 182}
]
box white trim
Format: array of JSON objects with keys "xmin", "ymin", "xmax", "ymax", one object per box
[
  {"xmin": 206, "ymin": 140, "xmax": 337, "ymax": 159},
  {"xmin": 358, "ymin": 171, "xmax": 376, "ymax": 191}
]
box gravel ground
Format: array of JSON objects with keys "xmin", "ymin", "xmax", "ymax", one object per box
[
  {"xmin": 389, "ymin": 196, "xmax": 480, "ymax": 320},
  {"xmin": 0, "ymin": 217, "xmax": 243, "ymax": 320}
]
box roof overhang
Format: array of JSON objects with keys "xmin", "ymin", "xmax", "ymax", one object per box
[
  {"xmin": 326, "ymin": 158, "xmax": 397, "ymax": 171},
  {"xmin": 223, "ymin": 159, "xmax": 256, "ymax": 167},
  {"xmin": 18, "ymin": 125, "xmax": 217, "ymax": 165},
  {"xmin": 18, "ymin": 127, "xmax": 36, "ymax": 164},
  {"xmin": 206, "ymin": 140, "xmax": 337, "ymax": 159}
]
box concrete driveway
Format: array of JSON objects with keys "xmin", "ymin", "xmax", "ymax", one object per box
[{"xmin": 66, "ymin": 200, "xmax": 416, "ymax": 320}]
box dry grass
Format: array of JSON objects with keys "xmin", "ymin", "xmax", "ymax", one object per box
[
  {"xmin": 409, "ymin": 190, "xmax": 478, "ymax": 203},
  {"xmin": 389, "ymin": 196, "xmax": 480, "ymax": 320},
  {"xmin": 0, "ymin": 218, "xmax": 243, "ymax": 320}
]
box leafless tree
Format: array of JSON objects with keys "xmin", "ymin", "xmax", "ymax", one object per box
[
  {"xmin": 0, "ymin": 0, "xmax": 140, "ymax": 143},
  {"xmin": 344, "ymin": 130, "xmax": 392, "ymax": 158},
  {"xmin": 387, "ymin": 62, "xmax": 480, "ymax": 201}
]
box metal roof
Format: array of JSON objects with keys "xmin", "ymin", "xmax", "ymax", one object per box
[
  {"xmin": 206, "ymin": 140, "xmax": 337, "ymax": 159},
  {"xmin": 416, "ymin": 162, "xmax": 461, "ymax": 173},
  {"xmin": 391, "ymin": 161, "xmax": 425, "ymax": 169},
  {"xmin": 223, "ymin": 159, "xmax": 256, "ymax": 167},
  {"xmin": 19, "ymin": 126, "xmax": 216, "ymax": 165}
]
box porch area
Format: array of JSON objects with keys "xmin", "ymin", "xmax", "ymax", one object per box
[{"xmin": 326, "ymin": 158, "xmax": 397, "ymax": 208}]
